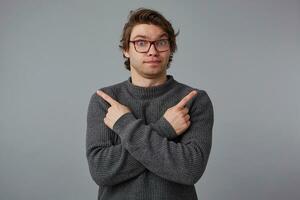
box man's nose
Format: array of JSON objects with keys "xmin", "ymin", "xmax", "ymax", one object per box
[{"xmin": 147, "ymin": 43, "xmax": 158, "ymax": 56}]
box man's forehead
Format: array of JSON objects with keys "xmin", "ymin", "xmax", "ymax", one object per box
[{"xmin": 130, "ymin": 24, "xmax": 168, "ymax": 39}]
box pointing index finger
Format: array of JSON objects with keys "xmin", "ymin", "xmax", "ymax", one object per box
[
  {"xmin": 97, "ymin": 90, "xmax": 118, "ymax": 106},
  {"xmin": 176, "ymin": 90, "xmax": 198, "ymax": 108}
]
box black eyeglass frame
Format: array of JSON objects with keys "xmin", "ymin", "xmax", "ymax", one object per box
[{"xmin": 129, "ymin": 39, "xmax": 170, "ymax": 53}]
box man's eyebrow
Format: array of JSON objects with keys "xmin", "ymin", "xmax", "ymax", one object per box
[
  {"xmin": 132, "ymin": 35, "xmax": 147, "ymax": 39},
  {"xmin": 132, "ymin": 33, "xmax": 168, "ymax": 40}
]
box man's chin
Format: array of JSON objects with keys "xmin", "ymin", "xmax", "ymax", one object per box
[{"xmin": 142, "ymin": 69, "xmax": 166, "ymax": 78}]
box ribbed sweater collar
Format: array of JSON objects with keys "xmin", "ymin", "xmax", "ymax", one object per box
[{"xmin": 125, "ymin": 74, "xmax": 176, "ymax": 99}]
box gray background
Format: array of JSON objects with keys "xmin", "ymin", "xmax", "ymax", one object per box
[{"xmin": 1, "ymin": 0, "xmax": 299, "ymax": 199}]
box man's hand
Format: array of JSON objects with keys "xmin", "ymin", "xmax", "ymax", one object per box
[
  {"xmin": 163, "ymin": 90, "xmax": 198, "ymax": 135},
  {"xmin": 97, "ymin": 90, "xmax": 131, "ymax": 130}
]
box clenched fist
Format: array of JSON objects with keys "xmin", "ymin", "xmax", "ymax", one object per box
[
  {"xmin": 163, "ymin": 90, "xmax": 198, "ymax": 135},
  {"xmin": 97, "ymin": 90, "xmax": 131, "ymax": 130}
]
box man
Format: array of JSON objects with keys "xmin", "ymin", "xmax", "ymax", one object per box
[{"xmin": 86, "ymin": 8, "xmax": 214, "ymax": 200}]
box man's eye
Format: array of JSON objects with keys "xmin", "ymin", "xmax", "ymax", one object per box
[
  {"xmin": 136, "ymin": 40, "xmax": 147, "ymax": 46},
  {"xmin": 157, "ymin": 40, "xmax": 168, "ymax": 46}
]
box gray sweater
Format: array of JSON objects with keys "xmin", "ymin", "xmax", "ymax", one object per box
[{"xmin": 86, "ymin": 75, "xmax": 214, "ymax": 200}]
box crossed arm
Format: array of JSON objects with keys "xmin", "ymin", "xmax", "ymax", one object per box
[{"xmin": 86, "ymin": 90, "xmax": 214, "ymax": 187}]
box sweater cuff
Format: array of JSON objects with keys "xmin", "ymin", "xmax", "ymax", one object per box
[
  {"xmin": 154, "ymin": 116, "xmax": 178, "ymax": 139},
  {"xmin": 113, "ymin": 112, "xmax": 137, "ymax": 134}
]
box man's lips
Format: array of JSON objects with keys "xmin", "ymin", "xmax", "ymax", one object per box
[{"xmin": 144, "ymin": 60, "xmax": 161, "ymax": 63}]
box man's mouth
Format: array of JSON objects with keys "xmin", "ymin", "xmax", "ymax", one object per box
[{"xmin": 144, "ymin": 60, "xmax": 161, "ymax": 63}]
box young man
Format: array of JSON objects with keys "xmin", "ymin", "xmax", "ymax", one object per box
[{"xmin": 86, "ymin": 8, "xmax": 214, "ymax": 200}]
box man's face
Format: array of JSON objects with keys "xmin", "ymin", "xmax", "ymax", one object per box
[{"xmin": 123, "ymin": 24, "xmax": 171, "ymax": 79}]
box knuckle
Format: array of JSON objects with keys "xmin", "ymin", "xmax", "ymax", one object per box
[
  {"xmin": 186, "ymin": 120, "xmax": 190, "ymax": 126},
  {"xmin": 184, "ymin": 123, "xmax": 189, "ymax": 128}
]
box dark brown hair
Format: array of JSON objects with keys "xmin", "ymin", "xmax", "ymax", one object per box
[{"xmin": 119, "ymin": 8, "xmax": 179, "ymax": 70}]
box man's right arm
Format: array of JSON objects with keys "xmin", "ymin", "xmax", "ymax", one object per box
[{"xmin": 86, "ymin": 92, "xmax": 146, "ymax": 187}]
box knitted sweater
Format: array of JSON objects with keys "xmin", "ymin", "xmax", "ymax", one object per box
[{"xmin": 86, "ymin": 74, "xmax": 214, "ymax": 200}]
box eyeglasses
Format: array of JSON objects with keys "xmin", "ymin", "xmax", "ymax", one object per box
[{"xmin": 129, "ymin": 39, "xmax": 170, "ymax": 53}]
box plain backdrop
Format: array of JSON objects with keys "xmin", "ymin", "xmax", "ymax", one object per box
[{"xmin": 1, "ymin": 0, "xmax": 299, "ymax": 199}]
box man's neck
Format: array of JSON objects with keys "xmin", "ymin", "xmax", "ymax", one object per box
[{"xmin": 130, "ymin": 69, "xmax": 167, "ymax": 88}]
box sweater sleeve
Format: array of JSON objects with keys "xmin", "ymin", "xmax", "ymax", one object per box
[
  {"xmin": 150, "ymin": 116, "xmax": 178, "ymax": 140},
  {"xmin": 86, "ymin": 92, "xmax": 146, "ymax": 187},
  {"xmin": 112, "ymin": 90, "xmax": 214, "ymax": 185}
]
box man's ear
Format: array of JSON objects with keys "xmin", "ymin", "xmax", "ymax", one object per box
[{"xmin": 123, "ymin": 50, "xmax": 129, "ymax": 58}]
